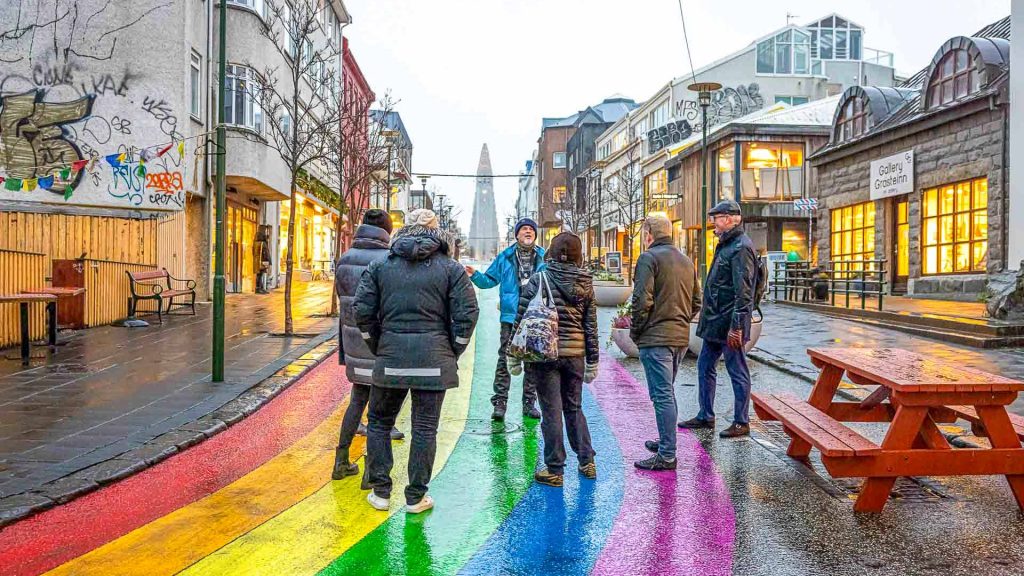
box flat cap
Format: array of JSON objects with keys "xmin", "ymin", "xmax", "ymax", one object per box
[{"xmin": 708, "ymin": 199, "xmax": 741, "ymax": 216}]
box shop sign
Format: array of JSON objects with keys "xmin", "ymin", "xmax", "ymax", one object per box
[
  {"xmin": 605, "ymin": 251, "xmax": 622, "ymax": 273},
  {"xmin": 870, "ymin": 149, "xmax": 914, "ymax": 200},
  {"xmin": 765, "ymin": 251, "xmax": 788, "ymax": 286}
]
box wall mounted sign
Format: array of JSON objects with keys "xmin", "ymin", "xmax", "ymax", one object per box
[{"xmin": 869, "ymin": 149, "xmax": 914, "ymax": 201}]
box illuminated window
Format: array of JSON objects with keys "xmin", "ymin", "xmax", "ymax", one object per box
[
  {"xmin": 645, "ymin": 169, "xmax": 668, "ymax": 213},
  {"xmin": 740, "ymin": 143, "xmax": 803, "ymax": 200},
  {"xmin": 830, "ymin": 201, "xmax": 876, "ymax": 274},
  {"xmin": 716, "ymin": 146, "xmax": 735, "ymax": 201},
  {"xmin": 922, "ymin": 178, "xmax": 987, "ymax": 275},
  {"xmin": 896, "ymin": 201, "xmax": 909, "ymax": 277},
  {"xmin": 553, "ymin": 186, "xmax": 566, "ymax": 203},
  {"xmin": 926, "ymin": 49, "xmax": 979, "ymax": 109}
]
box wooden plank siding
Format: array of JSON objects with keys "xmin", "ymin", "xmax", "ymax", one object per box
[
  {"xmin": 0, "ymin": 249, "xmax": 48, "ymax": 349},
  {"xmin": 157, "ymin": 210, "xmax": 188, "ymax": 278},
  {"xmin": 83, "ymin": 259, "xmax": 160, "ymax": 326}
]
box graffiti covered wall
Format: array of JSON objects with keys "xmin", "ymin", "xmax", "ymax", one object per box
[{"xmin": 0, "ymin": 0, "xmax": 192, "ymax": 211}]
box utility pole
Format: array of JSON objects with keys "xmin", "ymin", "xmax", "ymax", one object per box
[{"xmin": 212, "ymin": 0, "xmax": 228, "ymax": 382}]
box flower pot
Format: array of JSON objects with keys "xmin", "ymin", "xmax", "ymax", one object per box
[
  {"xmin": 688, "ymin": 316, "xmax": 763, "ymax": 356},
  {"xmin": 594, "ymin": 281, "xmax": 631, "ymax": 307},
  {"xmin": 611, "ymin": 328, "xmax": 640, "ymax": 358}
]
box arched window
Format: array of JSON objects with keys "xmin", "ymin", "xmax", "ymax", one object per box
[
  {"xmin": 836, "ymin": 97, "xmax": 870, "ymax": 141},
  {"xmin": 927, "ymin": 49, "xmax": 980, "ymax": 109}
]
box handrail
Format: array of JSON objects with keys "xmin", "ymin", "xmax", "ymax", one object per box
[{"xmin": 773, "ymin": 259, "xmax": 887, "ymax": 311}]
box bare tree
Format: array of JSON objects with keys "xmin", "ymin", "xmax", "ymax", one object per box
[
  {"xmin": 555, "ymin": 174, "xmax": 595, "ymax": 237},
  {"xmin": 605, "ymin": 143, "xmax": 644, "ymax": 283},
  {"xmin": 247, "ymin": 0, "xmax": 342, "ymax": 335}
]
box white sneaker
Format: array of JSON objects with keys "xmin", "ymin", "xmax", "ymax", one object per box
[
  {"xmin": 367, "ymin": 492, "xmax": 390, "ymax": 511},
  {"xmin": 405, "ymin": 495, "xmax": 434, "ymax": 514}
]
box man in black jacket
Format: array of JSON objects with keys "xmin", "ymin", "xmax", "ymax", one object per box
[
  {"xmin": 354, "ymin": 209, "xmax": 479, "ymax": 514},
  {"xmin": 332, "ymin": 210, "xmax": 404, "ymax": 482},
  {"xmin": 679, "ymin": 200, "xmax": 757, "ymax": 438},
  {"xmin": 629, "ymin": 214, "xmax": 701, "ymax": 471}
]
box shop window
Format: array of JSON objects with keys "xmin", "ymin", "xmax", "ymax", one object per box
[
  {"xmin": 782, "ymin": 221, "xmax": 808, "ymax": 259},
  {"xmin": 830, "ymin": 201, "xmax": 876, "ymax": 274},
  {"xmin": 926, "ymin": 49, "xmax": 980, "ymax": 109},
  {"xmin": 553, "ymin": 186, "xmax": 566, "ymax": 203},
  {"xmin": 836, "ymin": 97, "xmax": 870, "ymax": 142},
  {"xmin": 740, "ymin": 143, "xmax": 803, "ymax": 200},
  {"xmin": 897, "ymin": 201, "xmax": 910, "ymax": 277},
  {"xmin": 922, "ymin": 178, "xmax": 988, "ymax": 275},
  {"xmin": 645, "ymin": 169, "xmax": 668, "ymax": 213},
  {"xmin": 716, "ymin": 146, "xmax": 736, "ymax": 201}
]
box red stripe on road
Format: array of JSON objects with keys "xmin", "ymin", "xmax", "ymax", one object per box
[{"xmin": 0, "ymin": 354, "xmax": 348, "ymax": 576}]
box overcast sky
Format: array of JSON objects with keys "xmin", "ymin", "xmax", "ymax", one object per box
[{"xmin": 344, "ymin": 0, "xmax": 1010, "ymax": 233}]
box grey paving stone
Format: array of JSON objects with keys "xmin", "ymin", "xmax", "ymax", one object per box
[
  {"xmin": 0, "ymin": 493, "xmax": 53, "ymax": 528},
  {"xmin": 33, "ymin": 476, "xmax": 100, "ymax": 504}
]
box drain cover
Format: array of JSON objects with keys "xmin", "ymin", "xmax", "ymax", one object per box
[{"xmin": 450, "ymin": 418, "xmax": 522, "ymax": 436}]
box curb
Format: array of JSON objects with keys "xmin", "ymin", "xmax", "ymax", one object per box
[{"xmin": 0, "ymin": 331, "xmax": 338, "ymax": 529}]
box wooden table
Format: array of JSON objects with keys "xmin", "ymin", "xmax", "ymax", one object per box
[
  {"xmin": 23, "ymin": 287, "xmax": 86, "ymax": 345},
  {"xmin": 0, "ymin": 293, "xmax": 58, "ymax": 364},
  {"xmin": 753, "ymin": 347, "xmax": 1024, "ymax": 512}
]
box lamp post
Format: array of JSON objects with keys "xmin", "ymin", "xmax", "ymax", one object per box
[
  {"xmin": 688, "ymin": 81, "xmax": 721, "ymax": 282},
  {"xmin": 211, "ymin": 0, "xmax": 228, "ymax": 382},
  {"xmin": 591, "ymin": 159, "xmax": 607, "ymax": 266}
]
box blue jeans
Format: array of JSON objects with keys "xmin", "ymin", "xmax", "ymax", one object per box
[
  {"xmin": 638, "ymin": 346, "xmax": 683, "ymax": 460},
  {"xmin": 696, "ymin": 339, "xmax": 752, "ymax": 425}
]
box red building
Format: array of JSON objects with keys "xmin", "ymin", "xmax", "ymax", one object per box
[{"xmin": 341, "ymin": 37, "xmax": 376, "ymax": 249}]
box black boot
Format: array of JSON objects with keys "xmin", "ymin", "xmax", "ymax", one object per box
[
  {"xmin": 332, "ymin": 448, "xmax": 359, "ymax": 480},
  {"xmin": 492, "ymin": 401, "xmax": 507, "ymax": 422},
  {"xmin": 523, "ymin": 402, "xmax": 541, "ymax": 420}
]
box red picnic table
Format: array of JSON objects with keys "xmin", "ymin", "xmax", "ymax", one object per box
[
  {"xmin": 1, "ymin": 287, "xmax": 86, "ymax": 364},
  {"xmin": 753, "ymin": 347, "xmax": 1024, "ymax": 512}
]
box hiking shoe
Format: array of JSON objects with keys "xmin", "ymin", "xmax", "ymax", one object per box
[
  {"xmin": 331, "ymin": 449, "xmax": 359, "ymax": 480},
  {"xmin": 719, "ymin": 423, "xmax": 750, "ymax": 438},
  {"xmin": 405, "ymin": 495, "xmax": 434, "ymax": 514},
  {"xmin": 678, "ymin": 417, "xmax": 715, "ymax": 430},
  {"xmin": 367, "ymin": 492, "xmax": 390, "ymax": 511},
  {"xmin": 356, "ymin": 423, "xmax": 368, "ymax": 436},
  {"xmin": 534, "ymin": 469, "xmax": 564, "ymax": 487},
  {"xmin": 578, "ymin": 462, "xmax": 597, "ymax": 479},
  {"xmin": 523, "ymin": 403, "xmax": 542, "ymax": 420},
  {"xmin": 492, "ymin": 402, "xmax": 507, "ymax": 422},
  {"xmin": 644, "ymin": 440, "xmax": 659, "ymax": 453},
  {"xmin": 390, "ymin": 428, "xmax": 405, "ymax": 441},
  {"xmin": 634, "ymin": 454, "xmax": 677, "ymax": 471}
]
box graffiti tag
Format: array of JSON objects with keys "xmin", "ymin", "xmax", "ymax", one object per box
[{"xmin": 0, "ymin": 90, "xmax": 93, "ymax": 193}]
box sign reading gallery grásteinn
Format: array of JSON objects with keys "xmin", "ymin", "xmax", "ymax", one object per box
[{"xmin": 869, "ymin": 149, "xmax": 914, "ymax": 201}]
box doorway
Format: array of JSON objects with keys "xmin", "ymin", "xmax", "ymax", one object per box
[{"xmin": 892, "ymin": 197, "xmax": 909, "ymax": 294}]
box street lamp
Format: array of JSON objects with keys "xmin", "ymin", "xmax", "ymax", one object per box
[
  {"xmin": 591, "ymin": 159, "xmax": 608, "ymax": 265},
  {"xmin": 688, "ymin": 81, "xmax": 721, "ymax": 282}
]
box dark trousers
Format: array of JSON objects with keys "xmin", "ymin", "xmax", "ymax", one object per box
[
  {"xmin": 366, "ymin": 386, "xmax": 446, "ymax": 505},
  {"xmin": 696, "ymin": 339, "xmax": 752, "ymax": 425},
  {"xmin": 492, "ymin": 321, "xmax": 538, "ymax": 408},
  {"xmin": 337, "ymin": 382, "xmax": 371, "ymax": 455},
  {"xmin": 527, "ymin": 357, "xmax": 595, "ymax": 475}
]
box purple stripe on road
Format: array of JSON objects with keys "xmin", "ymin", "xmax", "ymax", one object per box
[{"xmin": 590, "ymin": 356, "xmax": 736, "ymax": 576}]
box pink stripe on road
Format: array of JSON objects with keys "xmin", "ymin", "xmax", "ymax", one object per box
[{"xmin": 590, "ymin": 356, "xmax": 736, "ymax": 576}]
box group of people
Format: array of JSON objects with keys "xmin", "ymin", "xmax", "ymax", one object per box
[{"xmin": 330, "ymin": 198, "xmax": 758, "ymax": 513}]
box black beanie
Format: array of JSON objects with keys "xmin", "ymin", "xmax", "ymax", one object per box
[{"xmin": 546, "ymin": 232, "xmax": 583, "ymax": 267}]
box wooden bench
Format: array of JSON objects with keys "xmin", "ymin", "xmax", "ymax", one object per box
[
  {"xmin": 753, "ymin": 393, "xmax": 880, "ymax": 458},
  {"xmin": 126, "ymin": 269, "xmax": 196, "ymax": 324},
  {"xmin": 949, "ymin": 405, "xmax": 1024, "ymax": 441}
]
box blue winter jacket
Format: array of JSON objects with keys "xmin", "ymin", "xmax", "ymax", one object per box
[{"xmin": 471, "ymin": 243, "xmax": 545, "ymax": 323}]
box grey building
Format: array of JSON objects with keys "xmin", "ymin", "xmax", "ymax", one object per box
[{"xmin": 809, "ymin": 17, "xmax": 1009, "ymax": 300}]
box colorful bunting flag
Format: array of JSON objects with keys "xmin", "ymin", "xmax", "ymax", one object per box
[
  {"xmin": 38, "ymin": 175, "xmax": 54, "ymax": 189},
  {"xmin": 178, "ymin": 141, "xmax": 185, "ymax": 158},
  {"xmin": 105, "ymin": 153, "xmax": 122, "ymax": 168},
  {"xmin": 157, "ymin": 142, "xmax": 174, "ymax": 157},
  {"xmin": 64, "ymin": 186, "xmax": 73, "ymax": 201},
  {"xmin": 23, "ymin": 178, "xmax": 38, "ymax": 192},
  {"xmin": 4, "ymin": 178, "xmax": 20, "ymax": 191},
  {"xmin": 72, "ymin": 159, "xmax": 88, "ymax": 171},
  {"xmin": 59, "ymin": 168, "xmax": 71, "ymax": 180}
]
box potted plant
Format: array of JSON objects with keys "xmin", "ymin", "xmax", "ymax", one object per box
[
  {"xmin": 593, "ymin": 270, "xmax": 631, "ymax": 307},
  {"xmin": 609, "ymin": 302, "xmax": 639, "ymax": 358}
]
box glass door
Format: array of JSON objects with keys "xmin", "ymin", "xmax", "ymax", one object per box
[{"xmin": 892, "ymin": 198, "xmax": 909, "ymax": 294}]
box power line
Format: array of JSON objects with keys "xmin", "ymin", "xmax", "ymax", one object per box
[
  {"xmin": 677, "ymin": 0, "xmax": 698, "ymax": 86},
  {"xmin": 413, "ymin": 172, "xmax": 526, "ymax": 178}
]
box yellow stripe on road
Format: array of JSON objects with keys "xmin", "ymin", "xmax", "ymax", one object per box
[{"xmin": 178, "ymin": 343, "xmax": 475, "ymax": 576}]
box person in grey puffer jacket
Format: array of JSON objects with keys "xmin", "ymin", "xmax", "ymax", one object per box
[
  {"xmin": 354, "ymin": 209, "xmax": 479, "ymax": 514},
  {"xmin": 509, "ymin": 232, "xmax": 599, "ymax": 488},
  {"xmin": 332, "ymin": 209, "xmax": 404, "ymax": 483}
]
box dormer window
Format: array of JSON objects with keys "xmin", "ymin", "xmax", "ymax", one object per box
[
  {"xmin": 926, "ymin": 49, "xmax": 980, "ymax": 109},
  {"xmin": 836, "ymin": 97, "xmax": 870, "ymax": 141}
]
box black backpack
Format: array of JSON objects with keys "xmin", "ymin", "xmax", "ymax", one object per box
[{"xmin": 753, "ymin": 256, "xmax": 769, "ymax": 321}]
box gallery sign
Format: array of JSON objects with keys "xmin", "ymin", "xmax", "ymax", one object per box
[{"xmin": 869, "ymin": 149, "xmax": 914, "ymax": 201}]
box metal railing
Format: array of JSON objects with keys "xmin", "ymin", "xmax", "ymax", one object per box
[{"xmin": 772, "ymin": 259, "xmax": 887, "ymax": 311}]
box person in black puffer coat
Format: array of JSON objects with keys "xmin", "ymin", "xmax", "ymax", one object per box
[
  {"xmin": 331, "ymin": 209, "xmax": 404, "ymax": 483},
  {"xmin": 510, "ymin": 232, "xmax": 599, "ymax": 487},
  {"xmin": 354, "ymin": 209, "xmax": 479, "ymax": 514}
]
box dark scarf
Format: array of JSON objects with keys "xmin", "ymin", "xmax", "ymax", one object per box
[{"xmin": 515, "ymin": 242, "xmax": 536, "ymax": 285}]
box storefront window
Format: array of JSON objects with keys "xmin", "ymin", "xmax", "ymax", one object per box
[
  {"xmin": 645, "ymin": 169, "xmax": 668, "ymax": 213},
  {"xmin": 782, "ymin": 221, "xmax": 808, "ymax": 259},
  {"xmin": 830, "ymin": 201, "xmax": 876, "ymax": 274},
  {"xmin": 922, "ymin": 178, "xmax": 987, "ymax": 275},
  {"xmin": 740, "ymin": 143, "xmax": 803, "ymax": 200},
  {"xmin": 716, "ymin": 146, "xmax": 735, "ymax": 201},
  {"xmin": 897, "ymin": 201, "xmax": 909, "ymax": 276}
]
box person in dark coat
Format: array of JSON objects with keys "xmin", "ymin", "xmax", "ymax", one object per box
[
  {"xmin": 331, "ymin": 209, "xmax": 404, "ymax": 482},
  {"xmin": 679, "ymin": 200, "xmax": 758, "ymax": 438},
  {"xmin": 630, "ymin": 214, "xmax": 701, "ymax": 471},
  {"xmin": 466, "ymin": 218, "xmax": 545, "ymax": 422},
  {"xmin": 354, "ymin": 209, "xmax": 479, "ymax": 514},
  {"xmin": 509, "ymin": 232, "xmax": 599, "ymax": 487}
]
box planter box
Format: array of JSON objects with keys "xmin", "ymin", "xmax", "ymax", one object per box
[
  {"xmin": 688, "ymin": 316, "xmax": 763, "ymax": 356},
  {"xmin": 594, "ymin": 281, "xmax": 631, "ymax": 307},
  {"xmin": 611, "ymin": 328, "xmax": 639, "ymax": 358}
]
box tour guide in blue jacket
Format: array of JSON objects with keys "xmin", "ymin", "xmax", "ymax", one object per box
[{"xmin": 466, "ymin": 218, "xmax": 545, "ymax": 421}]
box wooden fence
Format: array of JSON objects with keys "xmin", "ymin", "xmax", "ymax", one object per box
[
  {"xmin": 83, "ymin": 259, "xmax": 160, "ymax": 326},
  {"xmin": 0, "ymin": 211, "xmax": 159, "ymax": 271},
  {"xmin": 0, "ymin": 249, "xmax": 48, "ymax": 349}
]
